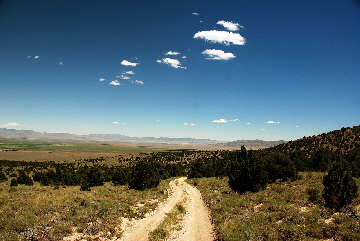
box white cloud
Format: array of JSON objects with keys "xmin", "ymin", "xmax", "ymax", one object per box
[
  {"xmin": 4, "ymin": 123, "xmax": 26, "ymax": 127},
  {"xmin": 267, "ymin": 121, "xmax": 280, "ymax": 124},
  {"xmin": 99, "ymin": 78, "xmax": 106, "ymax": 81},
  {"xmin": 261, "ymin": 129, "xmax": 266, "ymax": 131},
  {"xmin": 109, "ymin": 80, "xmax": 121, "ymax": 86},
  {"xmin": 194, "ymin": 30, "xmax": 246, "ymax": 45},
  {"xmin": 121, "ymin": 60, "xmax": 139, "ymax": 66},
  {"xmin": 184, "ymin": 123, "xmax": 195, "ymax": 126},
  {"xmin": 156, "ymin": 58, "xmax": 186, "ymax": 69},
  {"xmin": 246, "ymin": 123, "xmax": 251, "ymax": 125},
  {"xmin": 182, "ymin": 56, "xmax": 186, "ymax": 58},
  {"xmin": 296, "ymin": 126, "xmax": 300, "ymax": 128},
  {"xmin": 202, "ymin": 49, "xmax": 236, "ymax": 60},
  {"xmin": 116, "ymin": 75, "xmax": 131, "ymax": 79},
  {"xmin": 122, "ymin": 71, "xmax": 135, "ymax": 74},
  {"xmin": 112, "ymin": 122, "xmax": 125, "ymax": 124},
  {"xmin": 165, "ymin": 51, "xmax": 181, "ymax": 55},
  {"xmin": 132, "ymin": 80, "xmax": 144, "ymax": 84},
  {"xmin": 59, "ymin": 61, "xmax": 63, "ymax": 65},
  {"xmin": 212, "ymin": 118, "xmax": 228, "ymax": 123},
  {"xmin": 216, "ymin": 20, "xmax": 243, "ymax": 31},
  {"xmin": 27, "ymin": 56, "xmax": 43, "ymax": 59},
  {"xmin": 229, "ymin": 119, "xmax": 239, "ymax": 121},
  {"xmin": 192, "ymin": 12, "xmax": 199, "ymax": 15}
]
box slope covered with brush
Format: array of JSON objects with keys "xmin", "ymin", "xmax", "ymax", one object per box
[{"xmin": 262, "ymin": 125, "xmax": 360, "ymax": 176}]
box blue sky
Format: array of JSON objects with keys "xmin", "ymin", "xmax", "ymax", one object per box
[{"xmin": 1, "ymin": 0, "xmax": 360, "ymax": 141}]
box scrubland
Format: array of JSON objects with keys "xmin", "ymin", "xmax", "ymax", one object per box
[
  {"xmin": 0, "ymin": 179, "xmax": 173, "ymax": 240},
  {"xmin": 188, "ymin": 173, "xmax": 360, "ymax": 241}
]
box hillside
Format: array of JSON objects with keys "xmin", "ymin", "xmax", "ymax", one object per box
[
  {"xmin": 262, "ymin": 125, "xmax": 360, "ymax": 176},
  {"xmin": 272, "ymin": 125, "xmax": 360, "ymax": 153}
]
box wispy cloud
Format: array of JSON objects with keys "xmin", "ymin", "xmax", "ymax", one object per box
[
  {"xmin": 194, "ymin": 30, "xmax": 246, "ymax": 45},
  {"xmin": 184, "ymin": 123, "xmax": 195, "ymax": 126},
  {"xmin": 165, "ymin": 51, "xmax": 181, "ymax": 55},
  {"xmin": 182, "ymin": 56, "xmax": 186, "ymax": 58},
  {"xmin": 229, "ymin": 119, "xmax": 239, "ymax": 121},
  {"xmin": 122, "ymin": 71, "xmax": 135, "ymax": 74},
  {"xmin": 27, "ymin": 56, "xmax": 43, "ymax": 59},
  {"xmin": 212, "ymin": 118, "xmax": 228, "ymax": 123},
  {"xmin": 4, "ymin": 123, "xmax": 26, "ymax": 127},
  {"xmin": 121, "ymin": 60, "xmax": 139, "ymax": 66},
  {"xmin": 116, "ymin": 75, "xmax": 131, "ymax": 79},
  {"xmin": 99, "ymin": 78, "xmax": 106, "ymax": 81},
  {"xmin": 267, "ymin": 121, "xmax": 280, "ymax": 124},
  {"xmin": 157, "ymin": 58, "xmax": 186, "ymax": 69},
  {"xmin": 246, "ymin": 123, "xmax": 251, "ymax": 125},
  {"xmin": 112, "ymin": 122, "xmax": 125, "ymax": 124},
  {"xmin": 202, "ymin": 49, "xmax": 236, "ymax": 60},
  {"xmin": 109, "ymin": 80, "xmax": 122, "ymax": 86},
  {"xmin": 132, "ymin": 80, "xmax": 144, "ymax": 84},
  {"xmin": 216, "ymin": 20, "xmax": 243, "ymax": 31},
  {"xmin": 59, "ymin": 61, "xmax": 63, "ymax": 65},
  {"xmin": 192, "ymin": 12, "xmax": 199, "ymax": 16}
]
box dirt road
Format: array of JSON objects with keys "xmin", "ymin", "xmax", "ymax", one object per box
[{"xmin": 121, "ymin": 177, "xmax": 215, "ymax": 241}]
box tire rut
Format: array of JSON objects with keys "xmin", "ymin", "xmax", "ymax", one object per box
[{"xmin": 120, "ymin": 177, "xmax": 214, "ymax": 241}]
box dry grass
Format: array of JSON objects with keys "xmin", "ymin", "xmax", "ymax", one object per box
[
  {"xmin": 0, "ymin": 179, "xmax": 174, "ymax": 240},
  {"xmin": 187, "ymin": 172, "xmax": 360, "ymax": 241}
]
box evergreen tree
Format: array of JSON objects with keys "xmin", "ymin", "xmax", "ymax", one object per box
[
  {"xmin": 128, "ymin": 160, "xmax": 160, "ymax": 190},
  {"xmin": 228, "ymin": 146, "xmax": 268, "ymax": 193},
  {"xmin": 10, "ymin": 178, "xmax": 18, "ymax": 186},
  {"xmin": 265, "ymin": 152, "xmax": 297, "ymax": 182},
  {"xmin": 16, "ymin": 170, "xmax": 34, "ymax": 186},
  {"xmin": 323, "ymin": 158, "xmax": 359, "ymax": 212},
  {"xmin": 112, "ymin": 167, "xmax": 128, "ymax": 186},
  {"xmin": 0, "ymin": 171, "xmax": 8, "ymax": 181},
  {"xmin": 80, "ymin": 181, "xmax": 91, "ymax": 191}
]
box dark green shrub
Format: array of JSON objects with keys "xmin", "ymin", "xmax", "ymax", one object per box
[
  {"xmin": 265, "ymin": 152, "xmax": 298, "ymax": 182},
  {"xmin": 112, "ymin": 167, "xmax": 128, "ymax": 186},
  {"xmin": 16, "ymin": 170, "xmax": 34, "ymax": 186},
  {"xmin": 323, "ymin": 159, "xmax": 358, "ymax": 212},
  {"xmin": 128, "ymin": 160, "xmax": 160, "ymax": 190},
  {"xmin": 80, "ymin": 181, "xmax": 91, "ymax": 191},
  {"xmin": 9, "ymin": 173, "xmax": 17, "ymax": 178},
  {"xmin": 307, "ymin": 187, "xmax": 321, "ymax": 203},
  {"xmin": 188, "ymin": 159, "xmax": 214, "ymax": 178},
  {"xmin": 10, "ymin": 178, "xmax": 18, "ymax": 186},
  {"xmin": 228, "ymin": 147, "xmax": 268, "ymax": 193},
  {"xmin": 0, "ymin": 171, "xmax": 8, "ymax": 181}
]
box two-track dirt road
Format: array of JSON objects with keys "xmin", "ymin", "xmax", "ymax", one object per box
[{"xmin": 121, "ymin": 177, "xmax": 215, "ymax": 241}]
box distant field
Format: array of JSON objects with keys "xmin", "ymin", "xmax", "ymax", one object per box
[{"xmin": 0, "ymin": 138, "xmax": 242, "ymax": 162}]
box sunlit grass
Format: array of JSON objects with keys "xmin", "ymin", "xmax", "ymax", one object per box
[
  {"xmin": 187, "ymin": 173, "xmax": 360, "ymax": 241},
  {"xmin": 0, "ymin": 179, "xmax": 173, "ymax": 240}
]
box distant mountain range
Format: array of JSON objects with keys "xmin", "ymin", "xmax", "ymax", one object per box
[{"xmin": 0, "ymin": 128, "xmax": 285, "ymax": 148}]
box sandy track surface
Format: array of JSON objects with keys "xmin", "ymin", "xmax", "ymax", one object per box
[
  {"xmin": 121, "ymin": 177, "xmax": 215, "ymax": 241},
  {"xmin": 174, "ymin": 182, "xmax": 215, "ymax": 241}
]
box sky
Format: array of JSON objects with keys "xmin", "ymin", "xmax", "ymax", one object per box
[{"xmin": 1, "ymin": 0, "xmax": 360, "ymax": 141}]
